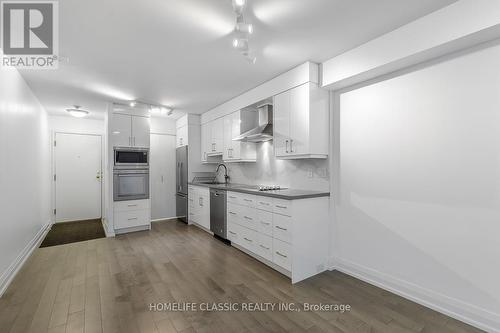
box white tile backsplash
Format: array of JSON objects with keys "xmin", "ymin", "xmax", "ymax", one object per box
[{"xmin": 216, "ymin": 141, "xmax": 330, "ymax": 191}]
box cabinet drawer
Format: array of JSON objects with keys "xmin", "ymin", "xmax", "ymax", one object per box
[
  {"xmin": 114, "ymin": 209, "xmax": 150, "ymax": 229},
  {"xmin": 227, "ymin": 221, "xmax": 241, "ymax": 244},
  {"xmin": 240, "ymin": 194, "xmax": 256, "ymax": 207},
  {"xmin": 227, "ymin": 203, "xmax": 242, "ymax": 224},
  {"xmin": 273, "ymin": 214, "xmax": 292, "ymax": 243},
  {"xmin": 256, "ymin": 233, "xmax": 273, "ymax": 262},
  {"xmin": 227, "ymin": 192, "xmax": 240, "ymax": 205},
  {"xmin": 273, "ymin": 238, "xmax": 292, "ymax": 271},
  {"xmin": 273, "ymin": 199, "xmax": 292, "ymax": 216},
  {"xmin": 114, "ymin": 199, "xmax": 150, "ymax": 212},
  {"xmin": 239, "ymin": 206, "xmax": 257, "ymax": 230},
  {"xmin": 256, "ymin": 196, "xmax": 274, "ymax": 212},
  {"xmin": 256, "ymin": 210, "xmax": 273, "ymax": 236},
  {"xmin": 239, "ymin": 226, "xmax": 257, "ymax": 253}
]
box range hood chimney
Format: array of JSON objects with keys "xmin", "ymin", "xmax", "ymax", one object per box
[{"xmin": 233, "ymin": 104, "xmax": 273, "ymax": 143}]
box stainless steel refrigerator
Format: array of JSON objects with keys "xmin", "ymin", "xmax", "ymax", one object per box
[{"xmin": 176, "ymin": 146, "xmax": 188, "ymax": 223}]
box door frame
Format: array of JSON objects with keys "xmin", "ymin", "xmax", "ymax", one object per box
[{"xmin": 51, "ymin": 131, "xmax": 104, "ymax": 225}]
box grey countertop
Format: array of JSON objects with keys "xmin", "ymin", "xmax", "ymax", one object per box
[{"xmin": 188, "ymin": 182, "xmax": 330, "ymax": 200}]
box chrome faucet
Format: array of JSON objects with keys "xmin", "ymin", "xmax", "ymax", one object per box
[{"xmin": 216, "ymin": 163, "xmax": 229, "ymax": 184}]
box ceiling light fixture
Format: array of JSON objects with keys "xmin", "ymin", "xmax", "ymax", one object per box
[
  {"xmin": 231, "ymin": 0, "xmax": 256, "ymax": 64},
  {"xmin": 232, "ymin": 0, "xmax": 246, "ymax": 14},
  {"xmin": 232, "ymin": 38, "xmax": 249, "ymax": 51},
  {"xmin": 129, "ymin": 101, "xmax": 137, "ymax": 107},
  {"xmin": 66, "ymin": 105, "xmax": 89, "ymax": 118}
]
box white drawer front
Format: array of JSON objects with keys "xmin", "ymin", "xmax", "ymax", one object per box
[
  {"xmin": 273, "ymin": 199, "xmax": 292, "ymax": 216},
  {"xmin": 240, "ymin": 193, "xmax": 256, "ymax": 208},
  {"xmin": 239, "ymin": 206, "xmax": 257, "ymax": 230},
  {"xmin": 114, "ymin": 209, "xmax": 150, "ymax": 229},
  {"xmin": 227, "ymin": 203, "xmax": 242, "ymax": 225},
  {"xmin": 256, "ymin": 196, "xmax": 274, "ymax": 212},
  {"xmin": 257, "ymin": 233, "xmax": 273, "ymax": 262},
  {"xmin": 239, "ymin": 226, "xmax": 257, "ymax": 253},
  {"xmin": 114, "ymin": 199, "xmax": 150, "ymax": 212},
  {"xmin": 273, "ymin": 214, "xmax": 292, "ymax": 243},
  {"xmin": 256, "ymin": 210, "xmax": 273, "ymax": 236},
  {"xmin": 273, "ymin": 238, "xmax": 292, "ymax": 271},
  {"xmin": 227, "ymin": 221, "xmax": 241, "ymax": 244},
  {"xmin": 227, "ymin": 192, "xmax": 240, "ymax": 205}
]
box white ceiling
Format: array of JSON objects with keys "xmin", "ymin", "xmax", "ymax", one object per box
[{"xmin": 20, "ymin": 0, "xmax": 456, "ymax": 120}]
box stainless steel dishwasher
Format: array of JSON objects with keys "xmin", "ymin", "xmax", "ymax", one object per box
[{"xmin": 210, "ymin": 188, "xmax": 227, "ymax": 241}]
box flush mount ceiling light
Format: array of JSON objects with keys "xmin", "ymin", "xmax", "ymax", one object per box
[{"xmin": 66, "ymin": 105, "xmax": 89, "ymax": 118}]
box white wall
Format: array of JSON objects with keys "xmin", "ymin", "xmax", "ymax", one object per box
[
  {"xmin": 335, "ymin": 44, "xmax": 500, "ymax": 331},
  {"xmin": 49, "ymin": 115, "xmax": 105, "ymax": 134},
  {"xmin": 222, "ymin": 142, "xmax": 330, "ymax": 191},
  {"xmin": 0, "ymin": 68, "xmax": 51, "ymax": 295}
]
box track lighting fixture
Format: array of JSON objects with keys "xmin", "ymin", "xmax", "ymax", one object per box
[{"xmin": 231, "ymin": 0, "xmax": 256, "ymax": 64}]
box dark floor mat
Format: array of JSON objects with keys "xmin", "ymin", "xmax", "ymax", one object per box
[{"xmin": 40, "ymin": 219, "xmax": 105, "ymax": 247}]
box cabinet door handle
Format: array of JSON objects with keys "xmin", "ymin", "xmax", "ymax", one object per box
[
  {"xmin": 127, "ymin": 204, "xmax": 138, "ymax": 207},
  {"xmin": 260, "ymin": 245, "xmax": 270, "ymax": 250},
  {"xmin": 128, "ymin": 217, "xmax": 138, "ymax": 221},
  {"xmin": 229, "ymin": 212, "xmax": 236, "ymax": 215},
  {"xmin": 285, "ymin": 140, "xmax": 289, "ymax": 153},
  {"xmin": 261, "ymin": 221, "xmax": 270, "ymax": 225},
  {"xmin": 276, "ymin": 226, "xmax": 288, "ymax": 231},
  {"xmin": 276, "ymin": 251, "xmax": 288, "ymax": 258},
  {"xmin": 244, "ymin": 199, "xmax": 252, "ymax": 202},
  {"xmin": 275, "ymin": 205, "xmax": 287, "ymax": 209},
  {"xmin": 290, "ymin": 139, "xmax": 293, "ymax": 153},
  {"xmin": 244, "ymin": 216, "xmax": 253, "ymax": 220},
  {"xmin": 244, "ymin": 237, "xmax": 253, "ymax": 242},
  {"xmin": 259, "ymin": 202, "xmax": 270, "ymax": 206},
  {"xmin": 229, "ymin": 196, "xmax": 236, "ymax": 199},
  {"xmin": 229, "ymin": 231, "xmax": 236, "ymax": 235}
]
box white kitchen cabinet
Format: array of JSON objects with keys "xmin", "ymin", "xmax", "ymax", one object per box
[
  {"xmin": 132, "ymin": 116, "xmax": 150, "ymax": 147},
  {"xmin": 201, "ymin": 122, "xmax": 210, "ymax": 162},
  {"xmin": 222, "ymin": 110, "xmax": 257, "ymax": 162},
  {"xmin": 210, "ymin": 117, "xmax": 224, "ymax": 155},
  {"xmin": 111, "ymin": 113, "xmax": 134, "ymax": 147},
  {"xmin": 273, "ymin": 82, "xmax": 329, "ymax": 159},
  {"xmin": 176, "ymin": 125, "xmax": 188, "ymax": 147},
  {"xmin": 226, "ymin": 190, "xmax": 330, "ymax": 283},
  {"xmin": 110, "ymin": 113, "xmax": 150, "ymax": 147},
  {"xmin": 188, "ymin": 185, "xmax": 210, "ymax": 231},
  {"xmin": 113, "ymin": 199, "xmax": 151, "ymax": 232}
]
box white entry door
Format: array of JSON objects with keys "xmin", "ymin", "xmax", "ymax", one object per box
[
  {"xmin": 55, "ymin": 133, "xmax": 102, "ymax": 222},
  {"xmin": 150, "ymin": 134, "xmax": 176, "ymax": 219}
]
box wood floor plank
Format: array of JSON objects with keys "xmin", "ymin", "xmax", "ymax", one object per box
[{"xmin": 0, "ymin": 220, "xmax": 483, "ymax": 333}]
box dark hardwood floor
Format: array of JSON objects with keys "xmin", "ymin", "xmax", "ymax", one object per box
[{"xmin": 0, "ymin": 219, "xmax": 483, "ymax": 333}]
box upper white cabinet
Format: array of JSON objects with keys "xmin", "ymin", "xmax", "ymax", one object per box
[
  {"xmin": 201, "ymin": 117, "xmax": 224, "ymax": 160},
  {"xmin": 273, "ymin": 82, "xmax": 329, "ymax": 159},
  {"xmin": 111, "ymin": 113, "xmax": 150, "ymax": 147},
  {"xmin": 176, "ymin": 125, "xmax": 188, "ymax": 147},
  {"xmin": 132, "ymin": 116, "xmax": 151, "ymax": 147},
  {"xmin": 223, "ymin": 110, "xmax": 257, "ymax": 162}
]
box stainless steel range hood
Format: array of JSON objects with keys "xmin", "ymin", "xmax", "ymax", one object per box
[{"xmin": 233, "ymin": 104, "xmax": 273, "ymax": 142}]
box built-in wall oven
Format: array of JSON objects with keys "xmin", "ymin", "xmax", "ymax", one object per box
[
  {"xmin": 113, "ymin": 169, "xmax": 150, "ymax": 201},
  {"xmin": 114, "ymin": 147, "xmax": 149, "ymax": 169}
]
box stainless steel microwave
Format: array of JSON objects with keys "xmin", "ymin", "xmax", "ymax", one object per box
[
  {"xmin": 114, "ymin": 147, "xmax": 149, "ymax": 169},
  {"xmin": 113, "ymin": 169, "xmax": 150, "ymax": 201}
]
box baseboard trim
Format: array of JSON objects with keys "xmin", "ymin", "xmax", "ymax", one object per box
[
  {"xmin": 101, "ymin": 218, "xmax": 115, "ymax": 237},
  {"xmin": 334, "ymin": 258, "xmax": 500, "ymax": 333},
  {"xmin": 0, "ymin": 222, "xmax": 51, "ymax": 297}
]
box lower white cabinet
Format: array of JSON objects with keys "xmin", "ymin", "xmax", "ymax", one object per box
[
  {"xmin": 113, "ymin": 199, "xmax": 151, "ymax": 231},
  {"xmin": 188, "ymin": 185, "xmax": 210, "ymax": 231},
  {"xmin": 226, "ymin": 190, "xmax": 330, "ymax": 283}
]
